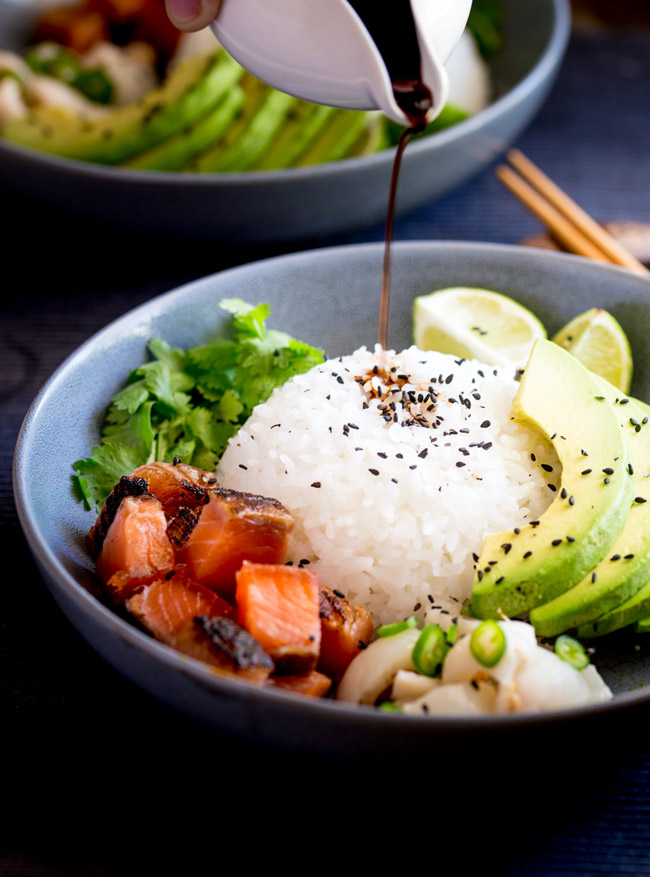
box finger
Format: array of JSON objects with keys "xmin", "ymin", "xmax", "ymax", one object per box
[{"xmin": 165, "ymin": 0, "xmax": 222, "ymax": 32}]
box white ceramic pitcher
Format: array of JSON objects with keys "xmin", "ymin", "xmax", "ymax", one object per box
[{"xmin": 210, "ymin": 0, "xmax": 473, "ymax": 126}]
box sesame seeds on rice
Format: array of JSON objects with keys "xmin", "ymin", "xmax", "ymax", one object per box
[{"xmin": 216, "ymin": 346, "xmax": 559, "ymax": 625}]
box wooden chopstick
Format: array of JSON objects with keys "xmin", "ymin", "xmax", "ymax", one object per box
[{"xmin": 496, "ymin": 149, "xmax": 650, "ymax": 275}]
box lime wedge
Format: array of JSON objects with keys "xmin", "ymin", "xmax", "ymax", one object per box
[
  {"xmin": 552, "ymin": 308, "xmax": 633, "ymax": 394},
  {"xmin": 412, "ymin": 287, "xmax": 547, "ymax": 367}
]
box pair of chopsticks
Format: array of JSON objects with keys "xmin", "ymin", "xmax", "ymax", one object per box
[{"xmin": 496, "ymin": 149, "xmax": 649, "ymax": 275}]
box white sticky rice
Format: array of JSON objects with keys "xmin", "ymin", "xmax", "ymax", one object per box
[{"xmin": 216, "ymin": 347, "xmax": 559, "ymax": 625}]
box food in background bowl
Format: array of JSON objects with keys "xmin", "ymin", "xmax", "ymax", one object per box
[{"xmin": 0, "ymin": 0, "xmax": 497, "ymax": 170}]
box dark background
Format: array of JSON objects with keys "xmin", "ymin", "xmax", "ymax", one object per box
[{"xmin": 3, "ymin": 2, "xmax": 650, "ymax": 872}]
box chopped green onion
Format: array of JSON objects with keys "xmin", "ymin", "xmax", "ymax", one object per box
[
  {"xmin": 446, "ymin": 623, "xmax": 458, "ymax": 645},
  {"xmin": 378, "ymin": 701, "xmax": 402, "ymax": 713},
  {"xmin": 376, "ymin": 616, "xmax": 418, "ymax": 638},
  {"xmin": 470, "ymin": 620, "xmax": 506, "ymax": 668},
  {"xmin": 554, "ymin": 634, "xmax": 590, "ymax": 670},
  {"xmin": 412, "ymin": 624, "xmax": 447, "ymax": 677}
]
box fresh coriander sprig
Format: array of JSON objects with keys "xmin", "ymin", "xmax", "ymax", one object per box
[{"xmin": 73, "ymin": 299, "xmax": 324, "ymax": 511}]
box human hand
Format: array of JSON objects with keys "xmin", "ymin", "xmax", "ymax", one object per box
[{"xmin": 165, "ymin": 0, "xmax": 221, "ymax": 32}]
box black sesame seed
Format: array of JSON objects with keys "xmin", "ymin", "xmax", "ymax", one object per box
[
  {"xmin": 530, "ymin": 453, "xmax": 536, "ymax": 461},
  {"xmin": 569, "ymin": 496, "xmax": 575, "ymax": 505},
  {"xmin": 604, "ymin": 477, "xmax": 611, "ymax": 484},
  {"xmin": 478, "ymin": 570, "xmax": 484, "ymax": 581},
  {"xmin": 548, "ymin": 484, "xmax": 557, "ymax": 492},
  {"xmin": 636, "ymin": 497, "xmax": 648, "ymax": 504},
  {"xmin": 552, "ymin": 539, "xmax": 562, "ymax": 546},
  {"xmin": 523, "ymin": 551, "xmax": 532, "ymax": 559},
  {"xmin": 603, "ymin": 468, "xmax": 615, "ymax": 475},
  {"xmin": 628, "ymin": 463, "xmax": 634, "ymax": 475},
  {"xmin": 418, "ymin": 449, "xmax": 428, "ymax": 459},
  {"xmin": 561, "ymin": 488, "xmax": 568, "ymax": 499},
  {"xmin": 311, "ymin": 482, "xmax": 321, "ymax": 488},
  {"xmin": 481, "ymin": 420, "xmax": 491, "ymax": 429},
  {"xmin": 456, "ymin": 462, "xmax": 466, "ymax": 468},
  {"xmin": 566, "ymin": 536, "xmax": 575, "ymax": 542},
  {"xmin": 541, "ymin": 463, "xmax": 554, "ymax": 472},
  {"xmin": 582, "ymin": 469, "xmax": 592, "ymax": 475},
  {"xmin": 496, "ymin": 576, "xmax": 504, "ymax": 584},
  {"xmin": 369, "ymin": 469, "xmax": 379, "ymax": 476},
  {"xmin": 502, "ymin": 543, "xmax": 512, "ymax": 554},
  {"xmin": 625, "ymin": 554, "xmax": 635, "ymax": 560},
  {"xmin": 483, "ymin": 442, "xmax": 493, "ymax": 451},
  {"xmin": 611, "ymin": 554, "xmax": 621, "ymax": 561},
  {"xmin": 619, "ymin": 398, "xmax": 630, "ymax": 405},
  {"xmin": 514, "ymin": 528, "xmax": 521, "ymax": 535},
  {"xmin": 592, "ymin": 572, "xmax": 597, "ymax": 583}
]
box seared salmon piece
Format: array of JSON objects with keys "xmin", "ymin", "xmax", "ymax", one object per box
[
  {"xmin": 318, "ymin": 586, "xmax": 374, "ymax": 681},
  {"xmin": 170, "ymin": 615, "xmax": 273, "ymax": 685},
  {"xmin": 89, "ymin": 461, "xmax": 212, "ymax": 555},
  {"xmin": 125, "ymin": 567, "xmax": 235, "ymax": 640},
  {"xmin": 130, "ymin": 461, "xmax": 213, "ymax": 519},
  {"xmin": 175, "ymin": 488, "xmax": 293, "ymax": 599},
  {"xmin": 95, "ymin": 494, "xmax": 174, "ymax": 585},
  {"xmin": 236, "ymin": 561, "xmax": 321, "ymax": 675},
  {"xmin": 270, "ymin": 671, "xmax": 332, "ymax": 698}
]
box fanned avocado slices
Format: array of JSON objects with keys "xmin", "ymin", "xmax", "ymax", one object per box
[
  {"xmin": 470, "ymin": 339, "xmax": 635, "ymax": 620},
  {"xmin": 295, "ymin": 107, "xmax": 372, "ymax": 165},
  {"xmin": 530, "ymin": 381, "xmax": 650, "ymax": 637},
  {"xmin": 252, "ymin": 102, "xmax": 336, "ymax": 170},
  {"xmin": 122, "ymin": 85, "xmax": 245, "ymax": 171},
  {"xmin": 188, "ymin": 72, "xmax": 272, "ymax": 172},
  {"xmin": 2, "ymin": 51, "xmax": 242, "ymax": 164}
]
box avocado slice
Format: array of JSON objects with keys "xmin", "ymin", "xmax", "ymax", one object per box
[
  {"xmin": 577, "ymin": 557, "xmax": 650, "ymax": 638},
  {"xmin": 530, "ymin": 382, "xmax": 650, "ymax": 637},
  {"xmin": 218, "ymin": 88, "xmax": 296, "ymax": 171},
  {"xmin": 252, "ymin": 102, "xmax": 336, "ymax": 170},
  {"xmin": 122, "ymin": 85, "xmax": 245, "ymax": 171},
  {"xmin": 295, "ymin": 108, "xmax": 371, "ymax": 165},
  {"xmin": 470, "ymin": 339, "xmax": 635, "ymax": 620},
  {"xmin": 189, "ymin": 73, "xmax": 297, "ymax": 172},
  {"xmin": 635, "ymin": 615, "xmax": 650, "ymax": 633},
  {"xmin": 2, "ymin": 52, "xmax": 240, "ymax": 164}
]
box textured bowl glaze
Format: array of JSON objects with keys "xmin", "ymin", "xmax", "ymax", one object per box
[
  {"xmin": 14, "ymin": 242, "xmax": 650, "ymax": 756},
  {"xmin": 0, "ymin": 0, "xmax": 570, "ymax": 241}
]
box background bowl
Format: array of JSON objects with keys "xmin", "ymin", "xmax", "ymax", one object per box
[
  {"xmin": 0, "ymin": 0, "xmax": 570, "ymax": 242},
  {"xmin": 14, "ymin": 241, "xmax": 650, "ymax": 757}
]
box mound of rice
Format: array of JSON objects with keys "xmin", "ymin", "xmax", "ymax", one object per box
[{"xmin": 216, "ymin": 346, "xmax": 559, "ymax": 625}]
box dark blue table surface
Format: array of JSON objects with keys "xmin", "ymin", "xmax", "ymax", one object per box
[{"xmin": 3, "ymin": 27, "xmax": 650, "ymax": 875}]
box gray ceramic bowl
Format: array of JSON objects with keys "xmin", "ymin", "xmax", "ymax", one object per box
[
  {"xmin": 14, "ymin": 242, "xmax": 650, "ymax": 756},
  {"xmin": 0, "ymin": 0, "xmax": 570, "ymax": 242}
]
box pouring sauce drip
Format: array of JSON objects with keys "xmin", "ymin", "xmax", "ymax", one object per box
[{"xmin": 347, "ymin": 0, "xmax": 433, "ymax": 349}]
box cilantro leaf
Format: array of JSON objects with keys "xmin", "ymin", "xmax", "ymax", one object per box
[{"xmin": 72, "ymin": 300, "xmax": 325, "ymax": 512}]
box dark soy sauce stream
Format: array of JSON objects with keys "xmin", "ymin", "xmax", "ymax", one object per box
[{"xmin": 347, "ymin": 0, "xmax": 433, "ymax": 349}]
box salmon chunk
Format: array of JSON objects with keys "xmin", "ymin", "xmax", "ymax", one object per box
[
  {"xmin": 271, "ymin": 671, "xmax": 332, "ymax": 698},
  {"xmin": 175, "ymin": 488, "xmax": 294, "ymax": 599},
  {"xmin": 318, "ymin": 586, "xmax": 374, "ymax": 680},
  {"xmin": 236, "ymin": 561, "xmax": 321, "ymax": 675},
  {"xmin": 125, "ymin": 567, "xmax": 235, "ymax": 640},
  {"xmin": 89, "ymin": 461, "xmax": 212, "ymax": 555},
  {"xmin": 95, "ymin": 494, "xmax": 174, "ymax": 585},
  {"xmin": 170, "ymin": 616, "xmax": 274, "ymax": 685}
]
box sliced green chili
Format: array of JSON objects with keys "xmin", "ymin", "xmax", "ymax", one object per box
[
  {"xmin": 554, "ymin": 634, "xmax": 589, "ymax": 670},
  {"xmin": 446, "ymin": 623, "xmax": 458, "ymax": 645},
  {"xmin": 376, "ymin": 616, "xmax": 418, "ymax": 638},
  {"xmin": 378, "ymin": 701, "xmax": 402, "ymax": 713},
  {"xmin": 470, "ymin": 619, "xmax": 506, "ymax": 668},
  {"xmin": 412, "ymin": 624, "xmax": 447, "ymax": 677}
]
